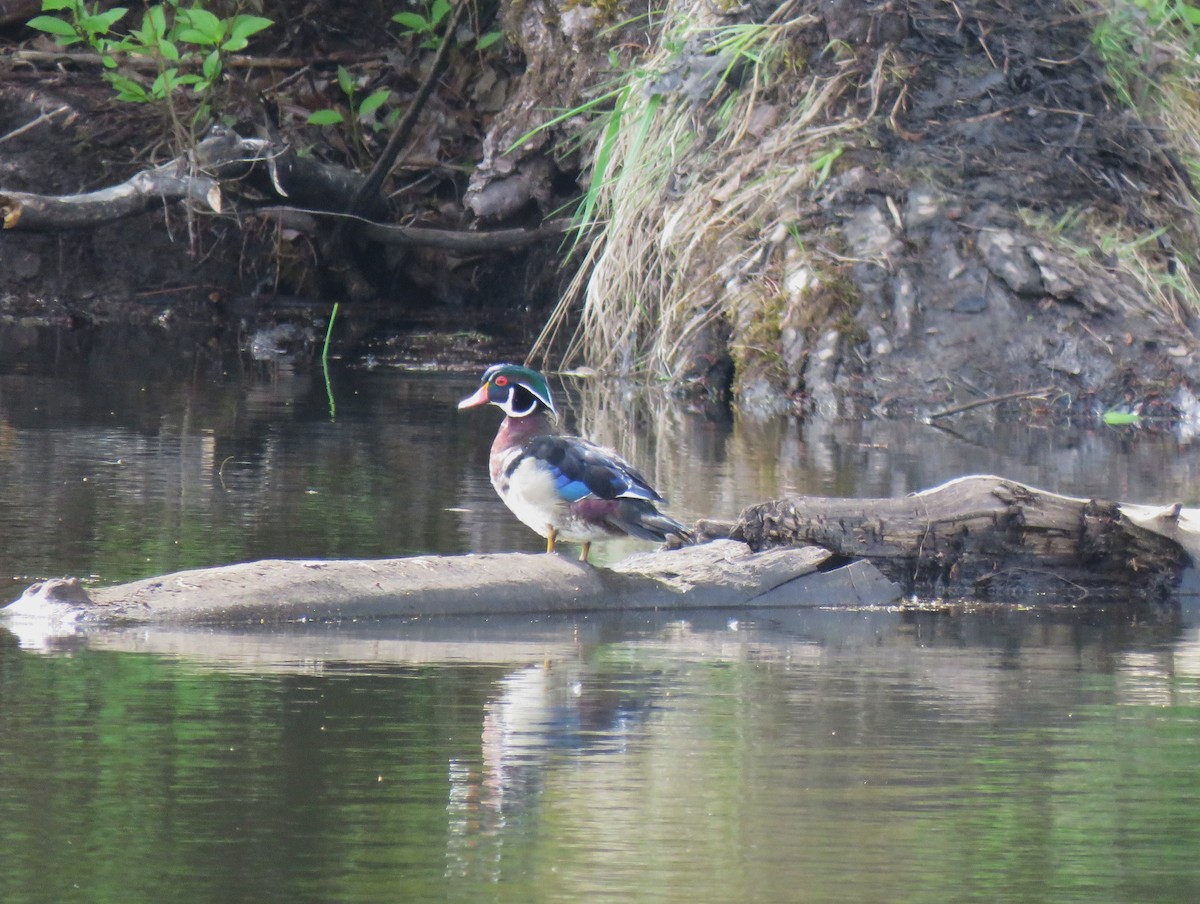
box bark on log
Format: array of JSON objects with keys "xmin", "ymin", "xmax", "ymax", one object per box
[
  {"xmin": 359, "ymin": 217, "xmax": 570, "ymax": 251},
  {"xmin": 733, "ymin": 475, "xmax": 1195, "ymax": 601},
  {"xmin": 0, "ymin": 167, "xmax": 222, "ymax": 230},
  {"xmin": 0, "ymin": 541, "xmax": 900, "ymax": 629},
  {"xmin": 6, "ymin": 477, "xmax": 1192, "ymax": 634},
  {"xmin": 0, "ymin": 127, "xmax": 372, "ymax": 231}
]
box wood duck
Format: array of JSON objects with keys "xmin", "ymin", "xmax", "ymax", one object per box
[{"xmin": 458, "ymin": 364, "xmax": 692, "ymax": 562}]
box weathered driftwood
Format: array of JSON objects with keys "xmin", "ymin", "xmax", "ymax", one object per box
[
  {"xmin": 0, "ymin": 166, "xmax": 223, "ymax": 230},
  {"xmin": 6, "ymin": 476, "xmax": 1194, "ymax": 633},
  {"xmin": 1, "ymin": 540, "xmax": 900, "ymax": 628},
  {"xmin": 0, "ymin": 127, "xmax": 372, "ymax": 231},
  {"xmin": 733, "ymin": 475, "xmax": 1197, "ymax": 601}
]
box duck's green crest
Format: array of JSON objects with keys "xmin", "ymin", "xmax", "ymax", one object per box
[{"xmin": 458, "ymin": 363, "xmax": 557, "ymax": 418}]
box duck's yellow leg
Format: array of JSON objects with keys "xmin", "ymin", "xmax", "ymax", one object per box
[
  {"xmin": 579, "ymin": 541, "xmax": 591, "ymax": 563},
  {"xmin": 545, "ymin": 526, "xmax": 557, "ymax": 554}
]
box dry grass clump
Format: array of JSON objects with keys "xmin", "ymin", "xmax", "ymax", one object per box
[
  {"xmin": 1089, "ymin": 0, "xmax": 1200, "ymax": 191},
  {"xmin": 1083, "ymin": 0, "xmax": 1200, "ymax": 322},
  {"xmin": 532, "ymin": 0, "xmax": 1200, "ymax": 393},
  {"xmin": 531, "ymin": 0, "xmax": 883, "ymax": 384}
]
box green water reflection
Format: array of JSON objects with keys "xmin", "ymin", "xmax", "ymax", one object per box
[{"xmin": 3, "ymin": 611, "xmax": 1200, "ymax": 904}]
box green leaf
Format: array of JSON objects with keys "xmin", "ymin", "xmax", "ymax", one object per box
[
  {"xmin": 1102, "ymin": 409, "xmax": 1141, "ymax": 426},
  {"xmin": 430, "ymin": 0, "xmax": 451, "ymax": 25},
  {"xmin": 307, "ymin": 108, "xmax": 345, "ymax": 125},
  {"xmin": 357, "ymin": 88, "xmax": 390, "ymax": 118},
  {"xmin": 578, "ymin": 86, "xmax": 628, "ymax": 234},
  {"xmin": 391, "ymin": 11, "xmax": 429, "ymax": 32},
  {"xmin": 504, "ymin": 83, "xmax": 625, "ymax": 153},
  {"xmin": 476, "ymin": 31, "xmax": 502, "ymax": 50},
  {"xmin": 90, "ymin": 6, "xmax": 126, "ymax": 31},
  {"xmin": 222, "ymin": 14, "xmax": 272, "ymax": 51},
  {"xmin": 202, "ymin": 48, "xmax": 221, "ymax": 82},
  {"xmin": 176, "ymin": 7, "xmax": 223, "ymax": 45},
  {"xmin": 151, "ymin": 68, "xmax": 177, "ymax": 96},
  {"xmin": 40, "ymin": 0, "xmax": 77, "ymax": 12},
  {"xmin": 26, "ymin": 15, "xmax": 79, "ymax": 38},
  {"xmin": 143, "ymin": 5, "xmax": 165, "ymax": 41},
  {"xmin": 157, "ymin": 37, "xmax": 179, "ymax": 61},
  {"xmin": 174, "ymin": 27, "xmax": 215, "ymax": 46},
  {"xmin": 336, "ymin": 64, "xmax": 353, "ymax": 98},
  {"xmin": 105, "ymin": 71, "xmax": 149, "ymax": 102}
]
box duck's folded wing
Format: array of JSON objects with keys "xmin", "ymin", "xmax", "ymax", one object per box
[{"xmin": 522, "ymin": 435, "xmax": 665, "ymax": 503}]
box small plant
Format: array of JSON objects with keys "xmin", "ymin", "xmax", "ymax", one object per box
[
  {"xmin": 308, "ymin": 3, "xmax": 501, "ymax": 152},
  {"xmin": 27, "ymin": 0, "xmax": 126, "ymax": 60},
  {"xmin": 28, "ymin": 0, "xmax": 272, "ymax": 132},
  {"xmin": 392, "ymin": 0, "xmax": 451, "ymax": 49},
  {"xmin": 307, "ymin": 65, "xmax": 397, "ymax": 162},
  {"xmin": 391, "ymin": 0, "xmax": 502, "ymax": 50},
  {"xmin": 811, "ymin": 145, "xmax": 843, "ymax": 188},
  {"xmin": 307, "ymin": 65, "xmax": 393, "ymax": 128}
]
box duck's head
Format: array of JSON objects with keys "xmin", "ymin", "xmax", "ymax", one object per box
[{"xmin": 458, "ymin": 364, "xmax": 558, "ymax": 419}]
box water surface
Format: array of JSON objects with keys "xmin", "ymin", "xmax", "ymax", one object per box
[{"xmin": 2, "ymin": 326, "xmax": 1200, "ymax": 903}]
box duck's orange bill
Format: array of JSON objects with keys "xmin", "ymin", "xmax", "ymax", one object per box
[{"xmin": 457, "ymin": 385, "xmax": 490, "ymax": 409}]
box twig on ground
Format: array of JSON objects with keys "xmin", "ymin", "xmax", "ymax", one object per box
[
  {"xmin": 926, "ymin": 385, "xmax": 1055, "ymax": 420},
  {"xmin": 0, "ymin": 104, "xmax": 74, "ymax": 146}
]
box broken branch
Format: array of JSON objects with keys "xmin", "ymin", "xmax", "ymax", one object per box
[
  {"xmin": 927, "ymin": 385, "xmax": 1055, "ymax": 420},
  {"xmin": 1, "ymin": 166, "xmax": 220, "ymax": 230}
]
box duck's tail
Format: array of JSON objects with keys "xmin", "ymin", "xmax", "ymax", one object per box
[{"xmin": 615, "ymin": 500, "xmax": 695, "ymax": 546}]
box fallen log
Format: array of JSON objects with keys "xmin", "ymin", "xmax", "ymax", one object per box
[
  {"xmin": 1, "ymin": 540, "xmax": 900, "ymax": 628},
  {"xmin": 0, "ymin": 165, "xmax": 222, "ymax": 230},
  {"xmin": 0, "ymin": 123, "xmax": 571, "ymax": 249},
  {"xmin": 732, "ymin": 475, "xmax": 1197, "ymax": 601},
  {"xmin": 5, "ymin": 476, "xmax": 1193, "ymax": 633},
  {"xmin": 0, "ymin": 127, "xmax": 362, "ymax": 231}
]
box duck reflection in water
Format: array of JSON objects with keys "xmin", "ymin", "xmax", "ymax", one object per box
[{"xmin": 444, "ymin": 661, "xmax": 655, "ymax": 878}]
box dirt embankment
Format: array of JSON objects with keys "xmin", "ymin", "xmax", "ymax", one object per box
[
  {"xmin": 1, "ymin": 0, "xmax": 1198, "ymax": 417},
  {"xmin": 800, "ymin": 0, "xmax": 1200, "ymax": 420}
]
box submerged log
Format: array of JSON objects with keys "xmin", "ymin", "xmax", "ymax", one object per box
[
  {"xmin": 733, "ymin": 475, "xmax": 1196, "ymax": 601},
  {"xmin": 1, "ymin": 541, "xmax": 900, "ymax": 628}
]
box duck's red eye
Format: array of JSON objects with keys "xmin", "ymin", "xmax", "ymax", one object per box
[{"xmin": 493, "ymin": 375, "xmax": 509, "ymax": 387}]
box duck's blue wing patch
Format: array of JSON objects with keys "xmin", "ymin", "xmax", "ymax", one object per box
[{"xmin": 551, "ymin": 470, "xmax": 594, "ymax": 502}]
